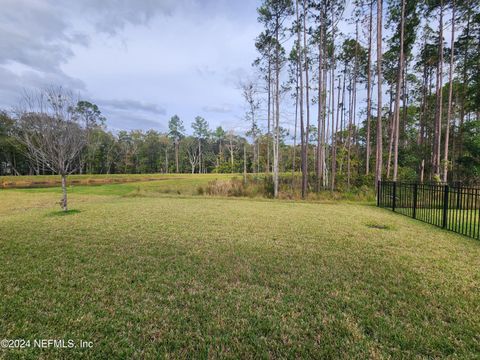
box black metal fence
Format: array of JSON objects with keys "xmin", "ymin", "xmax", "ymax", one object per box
[{"xmin": 377, "ymin": 181, "xmax": 480, "ymax": 240}]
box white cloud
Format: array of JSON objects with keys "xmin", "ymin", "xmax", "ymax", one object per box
[{"xmin": 0, "ymin": 0, "xmax": 262, "ymax": 132}]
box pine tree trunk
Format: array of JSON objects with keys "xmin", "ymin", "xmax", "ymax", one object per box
[
  {"xmin": 443, "ymin": 0, "xmax": 455, "ymax": 183},
  {"xmin": 433, "ymin": 0, "xmax": 444, "ymax": 179},
  {"xmin": 316, "ymin": 18, "xmax": 323, "ymax": 191},
  {"xmin": 348, "ymin": 23, "xmax": 359, "ymax": 188},
  {"xmin": 330, "ymin": 8, "xmax": 336, "ymax": 191},
  {"xmin": 303, "ymin": 0, "xmax": 310, "ymax": 194},
  {"xmin": 366, "ymin": 0, "xmax": 373, "ymax": 175},
  {"xmin": 375, "ymin": 0, "xmax": 383, "ymax": 188},
  {"xmin": 322, "ymin": 56, "xmax": 328, "ymax": 187},
  {"xmin": 296, "ymin": 0, "xmax": 306, "ymax": 198},
  {"xmin": 267, "ymin": 60, "xmax": 271, "ymax": 174},
  {"xmin": 293, "ymin": 60, "xmax": 299, "ymax": 176},
  {"xmin": 274, "ymin": 17, "xmax": 281, "ymax": 198},
  {"xmin": 386, "ymin": 112, "xmax": 395, "ymax": 179},
  {"xmin": 393, "ymin": 0, "xmax": 406, "ymax": 182},
  {"xmin": 458, "ymin": 1, "xmax": 470, "ymax": 174}
]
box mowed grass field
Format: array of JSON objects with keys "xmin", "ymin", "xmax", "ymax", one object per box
[{"xmin": 0, "ymin": 175, "xmax": 479, "ymax": 358}]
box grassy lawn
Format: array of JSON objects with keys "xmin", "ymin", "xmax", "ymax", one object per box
[{"xmin": 0, "ymin": 177, "xmax": 479, "ymax": 358}]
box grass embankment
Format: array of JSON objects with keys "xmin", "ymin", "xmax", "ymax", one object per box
[
  {"xmin": 0, "ymin": 173, "xmax": 235, "ymax": 189},
  {"xmin": 0, "ymin": 180, "xmax": 479, "ymax": 358}
]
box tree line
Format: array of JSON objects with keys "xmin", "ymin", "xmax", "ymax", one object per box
[
  {"xmin": 0, "ymin": 101, "xmax": 253, "ymax": 177},
  {"xmin": 253, "ymin": 0, "xmax": 479, "ymax": 197}
]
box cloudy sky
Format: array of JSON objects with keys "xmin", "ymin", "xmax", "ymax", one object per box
[{"xmin": 0, "ymin": 0, "xmax": 263, "ymax": 133}]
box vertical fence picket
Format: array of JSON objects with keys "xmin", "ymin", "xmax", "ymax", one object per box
[
  {"xmin": 413, "ymin": 183, "xmax": 417, "ymax": 219},
  {"xmin": 443, "ymin": 185, "xmax": 449, "ymax": 229},
  {"xmin": 476, "ymin": 189, "xmax": 480, "ymax": 240},
  {"xmin": 392, "ymin": 182, "xmax": 397, "ymax": 212},
  {"xmin": 377, "ymin": 181, "xmax": 380, "ymax": 207},
  {"xmin": 455, "ymin": 187, "xmax": 462, "ymax": 232}
]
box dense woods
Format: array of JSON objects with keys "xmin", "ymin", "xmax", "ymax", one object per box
[{"xmin": 1, "ymin": 0, "xmax": 479, "ymax": 196}]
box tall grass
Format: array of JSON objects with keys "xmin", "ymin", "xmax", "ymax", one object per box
[{"xmin": 198, "ymin": 175, "xmax": 376, "ymax": 202}]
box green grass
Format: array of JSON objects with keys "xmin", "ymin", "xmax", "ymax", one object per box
[
  {"xmin": 393, "ymin": 207, "xmax": 480, "ymax": 239},
  {"xmin": 0, "ymin": 179, "xmax": 479, "ymax": 358}
]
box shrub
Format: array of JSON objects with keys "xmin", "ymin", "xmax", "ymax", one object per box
[
  {"xmin": 263, "ymin": 175, "xmax": 274, "ymax": 198},
  {"xmin": 205, "ymin": 177, "xmax": 246, "ymax": 197}
]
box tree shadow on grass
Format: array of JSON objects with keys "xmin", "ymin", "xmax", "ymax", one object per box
[
  {"xmin": 366, "ymin": 221, "xmax": 395, "ymax": 230},
  {"xmin": 47, "ymin": 209, "xmax": 81, "ymax": 217}
]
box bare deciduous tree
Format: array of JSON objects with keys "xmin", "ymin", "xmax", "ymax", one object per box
[
  {"xmin": 182, "ymin": 137, "xmax": 200, "ymax": 174},
  {"xmin": 225, "ymin": 130, "xmax": 237, "ymax": 173},
  {"xmin": 240, "ymin": 80, "xmax": 261, "ymax": 173},
  {"xmin": 15, "ymin": 87, "xmax": 86, "ymax": 211}
]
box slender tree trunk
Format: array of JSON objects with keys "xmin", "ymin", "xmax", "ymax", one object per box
[
  {"xmin": 274, "ymin": 19, "xmax": 281, "ymax": 198},
  {"xmin": 253, "ymin": 136, "xmax": 257, "ymax": 174},
  {"xmin": 347, "ymin": 23, "xmax": 359, "ymax": 188},
  {"xmin": 402, "ymin": 59, "xmax": 408, "ymax": 148},
  {"xmin": 229, "ymin": 138, "xmax": 234, "ymax": 173},
  {"xmin": 418, "ymin": 64, "xmax": 428, "ymax": 180},
  {"xmin": 257, "ymin": 140, "xmax": 260, "ymax": 173},
  {"xmin": 418, "ymin": 65, "xmax": 427, "ymax": 147},
  {"xmin": 345, "ymin": 72, "xmax": 351, "ymax": 180},
  {"xmin": 420, "ymin": 159, "xmax": 425, "ymax": 183},
  {"xmin": 303, "ymin": 0, "xmax": 310, "ymax": 194},
  {"xmin": 393, "ymin": 0, "xmax": 406, "ymax": 182},
  {"xmin": 375, "ymin": 0, "xmax": 383, "ymax": 188},
  {"xmin": 458, "ymin": 1, "xmax": 470, "ymax": 174},
  {"xmin": 61, "ymin": 174, "xmax": 68, "ymax": 212},
  {"xmin": 165, "ymin": 148, "xmax": 168, "ymax": 173},
  {"xmin": 316, "ymin": 18, "xmax": 323, "ymax": 191},
  {"xmin": 366, "ymin": 0, "xmax": 373, "ymax": 175},
  {"xmin": 338, "ymin": 73, "xmax": 345, "ymax": 173},
  {"xmin": 175, "ymin": 141, "xmax": 179, "ymax": 173},
  {"xmin": 296, "ymin": 0, "xmax": 306, "ymax": 198},
  {"xmin": 243, "ymin": 144, "xmax": 247, "ymax": 182},
  {"xmin": 332, "ymin": 74, "xmax": 341, "ymax": 189},
  {"xmin": 353, "ymin": 55, "xmax": 358, "ymax": 175},
  {"xmin": 198, "ymin": 140, "xmax": 201, "ymax": 174},
  {"xmin": 267, "ymin": 60, "xmax": 272, "ymax": 174},
  {"xmin": 330, "ymin": 8, "xmax": 336, "ymax": 191},
  {"xmin": 428, "ymin": 72, "xmax": 434, "ymax": 181},
  {"xmin": 322, "ymin": 57, "xmax": 328, "ymax": 186},
  {"xmin": 13, "ymin": 152, "xmax": 17, "ymax": 176},
  {"xmin": 386, "ymin": 112, "xmax": 395, "ymax": 179},
  {"xmin": 293, "ymin": 61, "xmax": 299, "ymax": 176},
  {"xmin": 443, "ymin": 0, "xmax": 455, "ymax": 183},
  {"xmin": 219, "ymin": 141, "xmax": 223, "ymax": 164},
  {"xmin": 433, "ymin": 0, "xmax": 444, "ymax": 179}
]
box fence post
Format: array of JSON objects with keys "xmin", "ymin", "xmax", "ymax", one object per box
[
  {"xmin": 392, "ymin": 182, "xmax": 397, "ymax": 212},
  {"xmin": 442, "ymin": 185, "xmax": 449, "ymax": 228},
  {"xmin": 413, "ymin": 183, "xmax": 418, "ymax": 219},
  {"xmin": 377, "ymin": 181, "xmax": 381, "ymax": 207}
]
